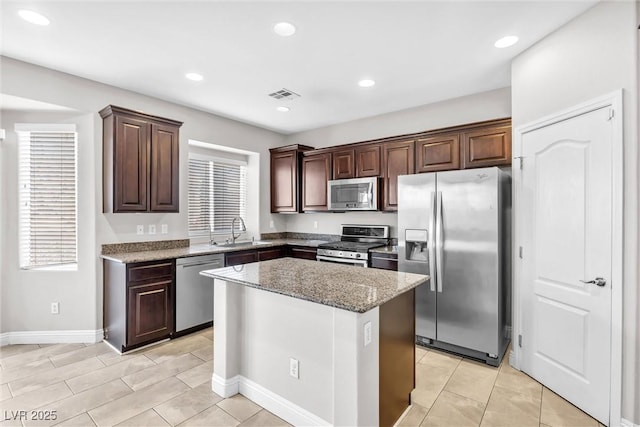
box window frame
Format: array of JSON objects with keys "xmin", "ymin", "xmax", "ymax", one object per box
[
  {"xmin": 15, "ymin": 123, "xmax": 78, "ymax": 271},
  {"xmin": 187, "ymin": 152, "xmax": 248, "ymax": 237}
]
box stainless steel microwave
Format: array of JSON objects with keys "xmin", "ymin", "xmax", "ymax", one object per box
[{"xmin": 327, "ymin": 177, "xmax": 379, "ymax": 211}]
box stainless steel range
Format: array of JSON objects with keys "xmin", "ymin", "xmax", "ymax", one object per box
[{"xmin": 317, "ymin": 224, "xmax": 390, "ymax": 267}]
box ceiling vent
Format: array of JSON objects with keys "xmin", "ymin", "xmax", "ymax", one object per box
[{"xmin": 268, "ymin": 88, "xmax": 301, "ymax": 101}]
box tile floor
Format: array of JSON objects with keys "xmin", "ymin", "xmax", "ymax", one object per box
[{"xmin": 0, "ymin": 328, "xmax": 603, "ymax": 427}]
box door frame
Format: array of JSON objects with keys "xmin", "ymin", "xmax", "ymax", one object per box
[{"xmin": 512, "ymin": 90, "xmax": 623, "ymax": 426}]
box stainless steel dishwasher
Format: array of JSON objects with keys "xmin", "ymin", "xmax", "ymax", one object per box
[{"xmin": 175, "ymin": 253, "xmax": 224, "ymax": 333}]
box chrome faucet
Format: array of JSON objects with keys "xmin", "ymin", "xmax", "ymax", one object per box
[
  {"xmin": 209, "ymin": 227, "xmax": 217, "ymax": 246},
  {"xmin": 231, "ymin": 217, "xmax": 246, "ymax": 244}
]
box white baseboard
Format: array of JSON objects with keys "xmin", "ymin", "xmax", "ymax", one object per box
[
  {"xmin": 212, "ymin": 374, "xmax": 240, "ymax": 398},
  {"xmin": 0, "ymin": 329, "xmax": 103, "ymax": 346},
  {"xmin": 212, "ymin": 375, "xmax": 330, "ymax": 426},
  {"xmin": 621, "ymin": 418, "xmax": 640, "ymax": 427}
]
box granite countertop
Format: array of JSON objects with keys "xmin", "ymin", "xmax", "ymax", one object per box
[
  {"xmin": 200, "ymin": 258, "xmax": 428, "ymax": 313},
  {"xmin": 370, "ymin": 245, "xmax": 398, "ymax": 255},
  {"xmin": 100, "ymin": 239, "xmax": 328, "ymax": 264}
]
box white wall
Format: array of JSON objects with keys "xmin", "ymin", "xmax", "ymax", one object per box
[
  {"xmin": 1, "ymin": 111, "xmax": 97, "ymax": 335},
  {"xmin": 0, "ymin": 57, "xmax": 287, "ymax": 336},
  {"xmin": 511, "ymin": 1, "xmax": 639, "ymax": 423},
  {"xmin": 282, "ymin": 87, "xmax": 511, "ymax": 237}
]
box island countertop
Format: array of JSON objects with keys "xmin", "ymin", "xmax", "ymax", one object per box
[{"xmin": 200, "ymin": 257, "xmax": 429, "ymax": 313}]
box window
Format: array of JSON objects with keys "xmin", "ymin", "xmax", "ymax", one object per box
[
  {"xmin": 17, "ymin": 124, "xmax": 78, "ymax": 269},
  {"xmin": 188, "ymin": 155, "xmax": 247, "ymax": 235}
]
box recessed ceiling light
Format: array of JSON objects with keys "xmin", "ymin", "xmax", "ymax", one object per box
[
  {"xmin": 358, "ymin": 79, "xmax": 376, "ymax": 88},
  {"xmin": 185, "ymin": 73, "xmax": 203, "ymax": 81},
  {"xmin": 273, "ymin": 22, "xmax": 296, "ymax": 37},
  {"xmin": 18, "ymin": 10, "xmax": 50, "ymax": 26},
  {"xmin": 276, "ymin": 106, "xmax": 290, "ymax": 112},
  {"xmin": 494, "ymin": 35, "xmax": 519, "ymax": 48}
]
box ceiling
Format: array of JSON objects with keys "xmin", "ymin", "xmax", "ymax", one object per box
[{"xmin": 0, "ymin": 1, "xmax": 598, "ymax": 134}]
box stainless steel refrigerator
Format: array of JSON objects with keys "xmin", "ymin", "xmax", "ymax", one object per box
[{"xmin": 398, "ymin": 167, "xmax": 510, "ymax": 366}]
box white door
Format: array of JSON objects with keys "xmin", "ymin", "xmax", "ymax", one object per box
[{"xmin": 519, "ymin": 106, "xmax": 612, "ymax": 424}]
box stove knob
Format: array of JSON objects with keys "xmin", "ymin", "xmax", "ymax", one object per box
[{"xmin": 355, "ymin": 253, "xmax": 361, "ymax": 258}]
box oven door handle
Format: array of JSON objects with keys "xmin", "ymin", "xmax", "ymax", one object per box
[{"xmin": 316, "ymin": 255, "xmax": 368, "ymax": 267}]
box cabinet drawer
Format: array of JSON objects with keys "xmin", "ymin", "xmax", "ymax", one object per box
[
  {"xmin": 128, "ymin": 261, "xmax": 174, "ymax": 283},
  {"xmin": 371, "ymin": 256, "xmax": 398, "ymax": 271},
  {"xmin": 289, "ymin": 246, "xmax": 318, "ymax": 260},
  {"xmin": 370, "ymin": 252, "xmax": 398, "ymax": 271},
  {"xmin": 225, "ymin": 250, "xmax": 259, "ymax": 266},
  {"xmin": 258, "ymin": 247, "xmax": 287, "ymax": 261}
]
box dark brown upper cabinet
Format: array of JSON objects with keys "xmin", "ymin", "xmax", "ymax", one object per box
[
  {"xmin": 302, "ymin": 152, "xmax": 332, "ymax": 212},
  {"xmin": 461, "ymin": 123, "xmax": 512, "ymax": 169},
  {"xmin": 355, "ymin": 144, "xmax": 381, "ymax": 177},
  {"xmin": 416, "ymin": 133, "xmax": 460, "ymax": 173},
  {"xmin": 269, "ymin": 144, "xmax": 314, "ymax": 213},
  {"xmin": 382, "ymin": 140, "xmax": 415, "ymax": 211},
  {"xmin": 332, "ymin": 148, "xmax": 355, "ymax": 179},
  {"xmin": 101, "ymin": 105, "xmax": 182, "ymax": 213}
]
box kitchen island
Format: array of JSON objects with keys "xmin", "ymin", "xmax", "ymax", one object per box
[{"xmin": 200, "ymin": 258, "xmax": 429, "ymax": 427}]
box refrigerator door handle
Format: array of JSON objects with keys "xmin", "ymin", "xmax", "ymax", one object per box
[
  {"xmin": 428, "ymin": 191, "xmax": 437, "ymax": 292},
  {"xmin": 435, "ymin": 191, "xmax": 444, "ymax": 293}
]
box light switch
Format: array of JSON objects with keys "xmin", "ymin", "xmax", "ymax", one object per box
[
  {"xmin": 161, "ymin": 224, "xmax": 168, "ymax": 234},
  {"xmin": 149, "ymin": 224, "xmax": 156, "ymax": 235}
]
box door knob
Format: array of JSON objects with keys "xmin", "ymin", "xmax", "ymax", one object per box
[{"xmin": 579, "ymin": 277, "xmax": 606, "ymax": 287}]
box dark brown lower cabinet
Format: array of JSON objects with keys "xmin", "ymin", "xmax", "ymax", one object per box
[
  {"xmin": 379, "ymin": 289, "xmax": 415, "ymax": 427},
  {"xmin": 103, "ymin": 259, "xmax": 175, "ymax": 353},
  {"xmin": 288, "ymin": 246, "xmax": 318, "ymax": 260},
  {"xmin": 370, "ymin": 252, "xmax": 398, "ymax": 271}
]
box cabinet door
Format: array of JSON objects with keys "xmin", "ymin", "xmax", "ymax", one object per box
[
  {"xmin": 416, "ymin": 133, "xmax": 460, "ymax": 173},
  {"xmin": 127, "ymin": 279, "xmax": 173, "ymax": 346},
  {"xmin": 150, "ymin": 123, "xmax": 179, "ymax": 212},
  {"xmin": 289, "ymin": 246, "xmax": 318, "ymax": 260},
  {"xmin": 355, "ymin": 144, "xmax": 381, "ymax": 177},
  {"xmin": 302, "ymin": 153, "xmax": 331, "ymax": 211},
  {"xmin": 332, "ymin": 149, "xmax": 355, "ymax": 179},
  {"xmin": 114, "ymin": 115, "xmax": 148, "ymax": 212},
  {"xmin": 258, "ymin": 246, "xmax": 286, "ymax": 261},
  {"xmin": 225, "ymin": 250, "xmax": 258, "ymax": 266},
  {"xmin": 382, "ymin": 140, "xmax": 415, "ymax": 211},
  {"xmin": 461, "ymin": 124, "xmax": 512, "ymax": 168},
  {"xmin": 271, "ymin": 151, "xmax": 298, "ymax": 213}
]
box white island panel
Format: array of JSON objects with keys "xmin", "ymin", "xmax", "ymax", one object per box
[{"xmin": 213, "ymin": 278, "xmax": 380, "ymax": 426}]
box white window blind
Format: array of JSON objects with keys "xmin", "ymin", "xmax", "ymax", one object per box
[
  {"xmin": 188, "ymin": 156, "xmax": 247, "ymax": 235},
  {"xmin": 18, "ymin": 127, "xmax": 78, "ymax": 269}
]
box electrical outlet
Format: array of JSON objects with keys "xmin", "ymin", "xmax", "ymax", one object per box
[
  {"xmin": 136, "ymin": 225, "xmax": 144, "ymax": 235},
  {"xmin": 289, "ymin": 358, "xmax": 299, "ymax": 379},
  {"xmin": 313, "ymin": 221, "xmax": 318, "ymax": 229},
  {"xmin": 149, "ymin": 224, "xmax": 156, "ymax": 235},
  {"xmin": 364, "ymin": 321, "xmax": 372, "ymax": 346},
  {"xmin": 269, "ymin": 220, "xmax": 275, "ymax": 229},
  {"xmin": 51, "ymin": 302, "xmax": 59, "ymax": 315},
  {"xmin": 161, "ymin": 224, "xmax": 168, "ymax": 234}
]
